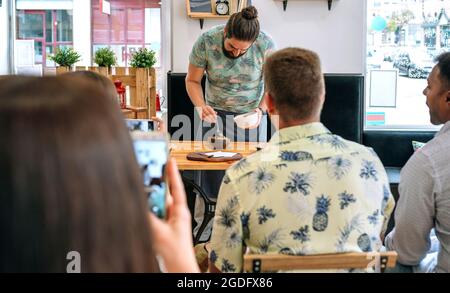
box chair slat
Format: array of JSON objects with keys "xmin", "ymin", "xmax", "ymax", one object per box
[{"xmin": 243, "ymin": 251, "xmax": 397, "ymax": 272}]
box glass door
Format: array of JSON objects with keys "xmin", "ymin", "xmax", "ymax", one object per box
[
  {"xmin": 17, "ymin": 9, "xmax": 73, "ymax": 68},
  {"xmin": 17, "ymin": 10, "xmax": 45, "ymax": 65}
]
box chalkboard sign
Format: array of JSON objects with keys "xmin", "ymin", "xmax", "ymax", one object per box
[{"xmin": 188, "ymin": 0, "xmax": 213, "ymax": 13}]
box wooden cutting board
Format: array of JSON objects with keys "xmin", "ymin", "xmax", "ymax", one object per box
[{"xmin": 186, "ymin": 151, "xmax": 243, "ymax": 162}]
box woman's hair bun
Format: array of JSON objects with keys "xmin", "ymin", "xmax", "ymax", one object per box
[{"xmin": 241, "ymin": 6, "xmax": 258, "ymax": 20}]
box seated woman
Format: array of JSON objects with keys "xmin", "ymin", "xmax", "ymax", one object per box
[{"xmin": 0, "ymin": 76, "xmax": 197, "ymax": 272}]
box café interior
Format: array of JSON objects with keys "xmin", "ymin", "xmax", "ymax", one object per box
[{"xmin": 0, "ymin": 0, "xmax": 448, "ymax": 273}]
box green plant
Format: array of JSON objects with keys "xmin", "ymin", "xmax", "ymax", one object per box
[
  {"xmin": 94, "ymin": 47, "xmax": 117, "ymax": 67},
  {"xmin": 49, "ymin": 47, "xmax": 81, "ymax": 67},
  {"xmin": 129, "ymin": 48, "xmax": 156, "ymax": 68}
]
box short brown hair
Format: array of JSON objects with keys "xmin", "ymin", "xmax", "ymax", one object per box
[
  {"xmin": 225, "ymin": 6, "xmax": 260, "ymax": 42},
  {"xmin": 264, "ymin": 47, "xmax": 325, "ymax": 121},
  {"xmin": 0, "ymin": 76, "xmax": 158, "ymax": 272}
]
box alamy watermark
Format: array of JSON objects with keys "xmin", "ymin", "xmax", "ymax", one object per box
[{"xmin": 66, "ymin": 251, "xmax": 81, "ymax": 273}]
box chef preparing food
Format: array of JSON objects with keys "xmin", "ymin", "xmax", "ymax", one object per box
[
  {"xmin": 184, "ymin": 5, "xmax": 276, "ymax": 241},
  {"xmin": 185, "ymin": 5, "xmax": 275, "ymax": 143}
]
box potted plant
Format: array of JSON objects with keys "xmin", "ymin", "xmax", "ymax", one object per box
[
  {"xmin": 94, "ymin": 47, "xmax": 117, "ymax": 75},
  {"xmin": 50, "ymin": 47, "xmax": 82, "ymax": 74},
  {"xmin": 129, "ymin": 47, "xmax": 157, "ymax": 117},
  {"xmin": 129, "ymin": 47, "xmax": 157, "ymax": 69}
]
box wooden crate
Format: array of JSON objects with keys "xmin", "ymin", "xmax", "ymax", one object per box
[
  {"xmin": 57, "ymin": 66, "xmax": 156, "ymax": 119},
  {"xmin": 75, "ymin": 66, "xmax": 111, "ymax": 77},
  {"xmin": 112, "ymin": 67, "xmax": 157, "ymax": 119},
  {"xmin": 121, "ymin": 108, "xmax": 136, "ymax": 119},
  {"xmin": 56, "ymin": 66, "xmax": 71, "ymax": 75}
]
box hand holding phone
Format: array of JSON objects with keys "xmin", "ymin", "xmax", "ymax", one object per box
[
  {"xmin": 147, "ymin": 158, "xmax": 200, "ymax": 273},
  {"xmin": 131, "ymin": 131, "xmax": 168, "ymax": 219}
]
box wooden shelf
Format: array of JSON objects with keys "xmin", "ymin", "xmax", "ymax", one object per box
[
  {"xmin": 186, "ymin": 0, "xmax": 248, "ymax": 29},
  {"xmin": 188, "ymin": 13, "xmax": 231, "ymax": 29},
  {"xmin": 278, "ymin": 0, "xmax": 336, "ymax": 11},
  {"xmin": 188, "ymin": 13, "xmax": 230, "ymax": 19}
]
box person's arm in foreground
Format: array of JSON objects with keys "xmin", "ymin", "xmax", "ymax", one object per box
[{"xmin": 149, "ymin": 158, "xmax": 200, "ymax": 273}]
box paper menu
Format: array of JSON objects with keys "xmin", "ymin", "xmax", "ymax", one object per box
[{"xmin": 201, "ymin": 151, "xmax": 238, "ymax": 158}]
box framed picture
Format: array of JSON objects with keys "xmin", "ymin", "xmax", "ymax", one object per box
[{"xmin": 187, "ymin": 0, "xmax": 213, "ymax": 14}]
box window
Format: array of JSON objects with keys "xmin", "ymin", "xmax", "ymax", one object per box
[
  {"xmin": 17, "ymin": 9, "xmax": 73, "ymax": 67},
  {"xmin": 91, "ymin": 0, "xmax": 161, "ymax": 67},
  {"xmin": 366, "ymin": 0, "xmax": 449, "ymax": 129}
]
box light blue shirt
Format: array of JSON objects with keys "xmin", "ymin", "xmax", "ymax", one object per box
[{"xmin": 385, "ymin": 121, "xmax": 450, "ymax": 273}]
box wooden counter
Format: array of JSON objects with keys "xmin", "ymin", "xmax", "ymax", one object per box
[{"xmin": 170, "ymin": 140, "xmax": 262, "ymax": 170}]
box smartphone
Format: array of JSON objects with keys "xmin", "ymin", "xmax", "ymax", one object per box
[
  {"xmin": 131, "ymin": 131, "xmax": 168, "ymax": 219},
  {"xmin": 125, "ymin": 119, "xmax": 155, "ymax": 132}
]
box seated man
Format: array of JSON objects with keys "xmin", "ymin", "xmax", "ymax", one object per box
[
  {"xmin": 385, "ymin": 52, "xmax": 450, "ymax": 273},
  {"xmin": 208, "ymin": 47, "xmax": 395, "ymax": 273}
]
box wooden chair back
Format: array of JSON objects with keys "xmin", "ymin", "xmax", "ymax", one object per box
[{"xmin": 243, "ymin": 251, "xmax": 398, "ymax": 273}]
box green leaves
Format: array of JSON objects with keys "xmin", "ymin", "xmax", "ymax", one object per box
[
  {"xmin": 129, "ymin": 48, "xmax": 156, "ymax": 68},
  {"xmin": 94, "ymin": 47, "xmax": 117, "ymax": 67},
  {"xmin": 49, "ymin": 47, "xmax": 81, "ymax": 67}
]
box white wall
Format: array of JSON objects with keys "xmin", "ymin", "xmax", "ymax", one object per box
[
  {"xmin": 73, "ymin": 0, "xmax": 91, "ymax": 66},
  {"xmin": 0, "ymin": 0, "xmax": 9, "ymax": 74},
  {"xmin": 171, "ymin": 0, "xmax": 366, "ymax": 74},
  {"xmin": 160, "ymin": 0, "xmax": 172, "ymax": 102}
]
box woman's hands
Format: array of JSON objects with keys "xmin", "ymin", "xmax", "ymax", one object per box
[{"xmin": 148, "ymin": 158, "xmax": 200, "ymax": 273}]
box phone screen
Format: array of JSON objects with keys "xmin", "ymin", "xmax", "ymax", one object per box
[
  {"xmin": 125, "ymin": 119, "xmax": 155, "ymax": 132},
  {"xmin": 132, "ymin": 133, "xmax": 167, "ymax": 219}
]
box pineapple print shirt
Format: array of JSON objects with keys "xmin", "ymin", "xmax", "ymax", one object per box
[
  {"xmin": 189, "ymin": 25, "xmax": 275, "ymax": 114},
  {"xmin": 209, "ymin": 122, "xmax": 395, "ymax": 272}
]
